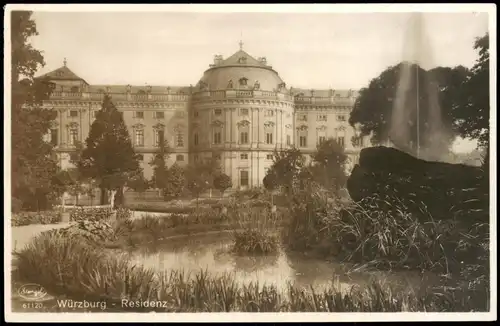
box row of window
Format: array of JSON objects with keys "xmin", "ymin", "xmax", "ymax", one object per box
[
  {"xmin": 298, "ymin": 114, "xmax": 346, "ymax": 122},
  {"xmin": 239, "ymin": 154, "xmax": 274, "ymax": 160},
  {"xmin": 207, "ymin": 132, "xmax": 284, "ymax": 146},
  {"xmin": 66, "ymin": 109, "xmax": 346, "ymax": 123},
  {"xmin": 48, "ymin": 128, "xmax": 185, "ymax": 148},
  {"xmin": 66, "ymin": 110, "xmax": 167, "ymax": 119},
  {"xmin": 51, "ymin": 128, "xmax": 358, "ymax": 149},
  {"xmin": 135, "ymin": 154, "xmax": 185, "ymax": 162},
  {"xmin": 134, "ymin": 129, "xmax": 184, "ymax": 148}
]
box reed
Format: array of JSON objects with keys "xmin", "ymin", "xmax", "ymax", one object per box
[
  {"xmin": 231, "ymin": 204, "xmax": 282, "ymax": 255},
  {"xmin": 13, "ymin": 231, "xmax": 489, "ymax": 312}
]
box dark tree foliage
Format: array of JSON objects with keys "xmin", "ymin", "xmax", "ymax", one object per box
[
  {"xmin": 267, "ymin": 146, "xmax": 306, "ymax": 195},
  {"xmin": 126, "ymin": 170, "xmax": 150, "ymax": 198},
  {"xmin": 453, "ymin": 33, "xmax": 490, "ymax": 150},
  {"xmin": 262, "ymin": 173, "xmax": 278, "ymax": 192},
  {"xmin": 163, "ymin": 163, "xmax": 186, "ymax": 200},
  {"xmin": 349, "ymin": 62, "xmax": 468, "ymax": 157},
  {"xmin": 213, "ymin": 173, "xmax": 232, "ymax": 197},
  {"xmin": 11, "ymin": 11, "xmax": 60, "ymax": 211},
  {"xmin": 149, "ymin": 139, "xmax": 171, "ymax": 191},
  {"xmin": 310, "ymin": 138, "xmax": 349, "ymax": 193},
  {"xmin": 79, "ymin": 95, "xmax": 140, "ymax": 205}
]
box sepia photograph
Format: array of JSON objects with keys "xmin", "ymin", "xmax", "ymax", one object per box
[{"xmin": 4, "ymin": 4, "xmax": 496, "ymax": 322}]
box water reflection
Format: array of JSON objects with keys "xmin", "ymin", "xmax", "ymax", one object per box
[{"xmin": 129, "ymin": 232, "xmax": 438, "ymax": 294}]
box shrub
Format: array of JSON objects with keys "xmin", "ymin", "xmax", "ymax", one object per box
[
  {"xmin": 231, "ymin": 206, "xmax": 282, "ymax": 255},
  {"xmin": 69, "ymin": 207, "xmax": 113, "ymax": 222},
  {"xmin": 283, "ymin": 186, "xmax": 489, "ymax": 278},
  {"xmin": 116, "ymin": 207, "xmax": 132, "ymax": 221},
  {"xmin": 232, "ymin": 229, "xmax": 279, "ymax": 255},
  {"xmin": 11, "ymin": 211, "xmax": 62, "ymax": 227}
]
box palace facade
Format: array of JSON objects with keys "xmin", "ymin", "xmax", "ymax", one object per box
[{"xmin": 37, "ymin": 45, "xmax": 368, "ymax": 190}]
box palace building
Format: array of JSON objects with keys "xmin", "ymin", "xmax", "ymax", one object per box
[{"xmin": 37, "ymin": 44, "xmax": 368, "ymax": 190}]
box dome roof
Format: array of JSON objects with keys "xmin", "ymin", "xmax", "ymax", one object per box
[{"xmin": 196, "ymin": 50, "xmax": 286, "ymax": 92}]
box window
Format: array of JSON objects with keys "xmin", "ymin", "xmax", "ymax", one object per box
[
  {"xmin": 318, "ymin": 136, "xmax": 326, "ymax": 145},
  {"xmin": 286, "ymin": 135, "xmax": 291, "ymax": 146},
  {"xmin": 317, "ymin": 114, "xmax": 327, "ymax": 121},
  {"xmin": 70, "ymin": 86, "xmax": 79, "ymax": 93},
  {"xmin": 194, "ymin": 111, "xmax": 199, "ymax": 118},
  {"xmin": 154, "ymin": 111, "xmax": 165, "ymax": 119},
  {"xmin": 240, "ymin": 170, "xmax": 249, "ymax": 187},
  {"xmin": 265, "ymin": 110, "xmax": 274, "ymax": 117},
  {"xmin": 266, "ymin": 133, "xmax": 273, "ymax": 144},
  {"xmin": 155, "ymin": 130, "xmax": 164, "ymax": 147},
  {"xmin": 337, "ymin": 136, "xmax": 345, "ymax": 147},
  {"xmin": 240, "ymin": 131, "xmax": 249, "ymax": 144},
  {"xmin": 213, "ymin": 131, "xmax": 222, "ymax": 144},
  {"xmin": 337, "ymin": 115, "xmax": 346, "ymax": 121},
  {"xmin": 240, "ymin": 108, "xmax": 249, "ymax": 116},
  {"xmin": 299, "ymin": 136, "xmax": 307, "ymax": 147},
  {"xmin": 135, "ymin": 129, "xmax": 144, "ymax": 147},
  {"xmin": 240, "ymin": 153, "xmax": 248, "ymax": 160},
  {"xmin": 176, "ymin": 154, "xmax": 184, "ymax": 162},
  {"xmin": 69, "ymin": 128, "xmax": 78, "ymax": 146},
  {"xmin": 194, "ymin": 133, "xmax": 199, "ymax": 146},
  {"xmin": 135, "ymin": 111, "xmax": 144, "ymax": 119},
  {"xmin": 137, "ymin": 154, "xmax": 144, "ymax": 161},
  {"xmin": 214, "ymin": 109, "xmax": 222, "ymax": 116},
  {"xmin": 176, "ymin": 130, "xmax": 184, "ymax": 147},
  {"xmin": 266, "ymin": 154, "xmax": 273, "ymax": 160},
  {"xmin": 50, "ymin": 129, "xmax": 58, "ymax": 146},
  {"xmin": 239, "ymin": 77, "xmax": 248, "ymax": 86},
  {"xmin": 69, "ymin": 110, "xmax": 78, "ymax": 118}
]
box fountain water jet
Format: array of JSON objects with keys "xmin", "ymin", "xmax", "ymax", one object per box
[{"xmin": 390, "ymin": 13, "xmax": 451, "ymax": 162}]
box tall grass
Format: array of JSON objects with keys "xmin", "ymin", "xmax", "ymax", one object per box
[
  {"xmin": 13, "ymin": 231, "xmax": 489, "ymax": 312},
  {"xmin": 231, "ymin": 203, "xmax": 282, "ymax": 255},
  {"xmin": 281, "ymin": 185, "xmax": 490, "ymax": 310}
]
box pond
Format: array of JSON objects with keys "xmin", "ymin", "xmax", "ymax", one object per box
[{"xmin": 128, "ymin": 231, "xmax": 439, "ymax": 294}]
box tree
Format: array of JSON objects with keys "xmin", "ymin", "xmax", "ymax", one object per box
[
  {"xmin": 185, "ymin": 162, "xmax": 211, "ymax": 207},
  {"xmin": 79, "ymin": 95, "xmax": 140, "ymax": 206},
  {"xmin": 349, "ymin": 62, "xmax": 467, "ymax": 158},
  {"xmin": 11, "ymin": 11, "xmax": 60, "ymax": 211},
  {"xmin": 149, "ymin": 139, "xmax": 170, "ymax": 193},
  {"xmin": 163, "ymin": 163, "xmax": 186, "ymax": 200},
  {"xmin": 213, "ymin": 173, "xmax": 232, "ymax": 198},
  {"xmin": 453, "ymin": 33, "xmax": 490, "ymax": 150},
  {"xmin": 64, "ymin": 141, "xmax": 88, "ymax": 206},
  {"xmin": 310, "ymin": 138, "xmax": 349, "ymax": 194},
  {"xmin": 267, "ymin": 146, "xmax": 306, "ymax": 195},
  {"xmin": 262, "ymin": 173, "xmax": 278, "ymax": 192},
  {"xmin": 126, "ymin": 170, "xmax": 150, "ymax": 199}
]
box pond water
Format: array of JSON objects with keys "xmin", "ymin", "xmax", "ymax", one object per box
[{"xmin": 128, "ymin": 231, "xmax": 439, "ymax": 294}]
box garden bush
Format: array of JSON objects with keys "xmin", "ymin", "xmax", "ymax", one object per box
[
  {"xmin": 69, "ymin": 207, "xmax": 113, "ymax": 222},
  {"xmin": 116, "ymin": 207, "xmax": 132, "ymax": 221},
  {"xmin": 11, "ymin": 211, "xmax": 62, "ymax": 227}
]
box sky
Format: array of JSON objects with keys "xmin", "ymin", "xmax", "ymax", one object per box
[{"xmin": 28, "ymin": 9, "xmax": 489, "ymax": 152}]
